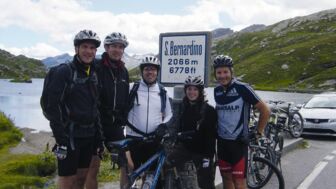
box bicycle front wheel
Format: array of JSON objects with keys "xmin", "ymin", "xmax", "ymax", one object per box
[
  {"xmin": 289, "ymin": 112, "xmax": 304, "ymax": 138},
  {"xmin": 247, "ymin": 156, "xmax": 285, "ymax": 189}
]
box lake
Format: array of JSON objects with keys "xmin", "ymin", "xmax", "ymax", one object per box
[{"xmin": 0, "ymin": 79, "xmax": 315, "ymax": 131}]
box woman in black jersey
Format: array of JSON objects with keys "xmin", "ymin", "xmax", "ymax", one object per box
[{"xmin": 174, "ymin": 75, "xmax": 217, "ymax": 189}]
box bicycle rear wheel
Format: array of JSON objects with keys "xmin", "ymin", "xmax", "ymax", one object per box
[
  {"xmin": 247, "ymin": 156, "xmax": 285, "ymax": 189},
  {"xmin": 289, "ymin": 112, "xmax": 304, "ymax": 138}
]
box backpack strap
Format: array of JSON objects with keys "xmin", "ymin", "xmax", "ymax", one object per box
[
  {"xmin": 158, "ymin": 83, "xmax": 167, "ymax": 120},
  {"xmin": 128, "ymin": 81, "xmax": 140, "ymax": 111}
]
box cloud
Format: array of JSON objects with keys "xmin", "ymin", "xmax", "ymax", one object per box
[
  {"xmin": 0, "ymin": 0, "xmax": 335, "ymax": 58},
  {"xmin": 0, "ymin": 43, "xmax": 62, "ymax": 59}
]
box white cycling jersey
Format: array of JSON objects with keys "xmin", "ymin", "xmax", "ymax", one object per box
[{"xmin": 126, "ymin": 80, "xmax": 173, "ymax": 137}]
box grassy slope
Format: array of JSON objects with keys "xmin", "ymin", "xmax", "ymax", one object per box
[
  {"xmin": 0, "ymin": 50, "xmax": 46, "ymax": 79},
  {"xmin": 0, "ymin": 112, "xmax": 56, "ymax": 189},
  {"xmin": 214, "ymin": 12, "xmax": 336, "ymax": 90}
]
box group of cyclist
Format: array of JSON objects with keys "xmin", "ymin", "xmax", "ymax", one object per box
[{"xmin": 46, "ymin": 29, "xmax": 270, "ymax": 189}]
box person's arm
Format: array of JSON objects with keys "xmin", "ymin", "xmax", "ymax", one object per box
[
  {"xmin": 203, "ymin": 106, "xmax": 217, "ymax": 158},
  {"xmin": 48, "ymin": 66, "xmax": 71, "ymax": 145},
  {"xmin": 254, "ymin": 101, "xmax": 271, "ymax": 135}
]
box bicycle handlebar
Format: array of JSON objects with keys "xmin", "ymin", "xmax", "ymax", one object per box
[{"xmin": 105, "ymin": 131, "xmax": 195, "ymax": 152}]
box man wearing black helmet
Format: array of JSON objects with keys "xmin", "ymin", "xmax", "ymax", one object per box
[
  {"xmin": 85, "ymin": 32, "xmax": 130, "ymax": 189},
  {"xmin": 213, "ymin": 55, "xmax": 270, "ymax": 189},
  {"xmin": 46, "ymin": 30, "xmax": 103, "ymax": 188}
]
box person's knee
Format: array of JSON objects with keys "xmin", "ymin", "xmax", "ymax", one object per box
[{"xmin": 232, "ymin": 178, "xmax": 246, "ymax": 189}]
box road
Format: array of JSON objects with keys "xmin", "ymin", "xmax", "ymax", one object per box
[{"xmin": 281, "ymin": 135, "xmax": 336, "ymax": 189}]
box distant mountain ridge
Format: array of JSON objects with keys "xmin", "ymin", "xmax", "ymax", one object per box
[
  {"xmin": 0, "ymin": 49, "xmax": 46, "ymax": 79},
  {"xmin": 42, "ymin": 52, "xmax": 152, "ymax": 70}
]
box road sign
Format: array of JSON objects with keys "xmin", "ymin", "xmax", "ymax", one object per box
[{"xmin": 159, "ymin": 31, "xmax": 211, "ymax": 87}]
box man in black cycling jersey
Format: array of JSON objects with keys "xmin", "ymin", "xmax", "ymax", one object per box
[
  {"xmin": 86, "ymin": 32, "xmax": 130, "ymax": 189},
  {"xmin": 47, "ymin": 30, "xmax": 103, "ymax": 189},
  {"xmin": 213, "ymin": 55, "xmax": 270, "ymax": 189}
]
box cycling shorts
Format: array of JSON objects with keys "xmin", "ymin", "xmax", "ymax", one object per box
[
  {"xmin": 217, "ymin": 138, "xmax": 248, "ymax": 179},
  {"xmin": 127, "ymin": 135, "xmax": 160, "ymax": 170},
  {"xmin": 57, "ymin": 137, "xmax": 94, "ymax": 176}
]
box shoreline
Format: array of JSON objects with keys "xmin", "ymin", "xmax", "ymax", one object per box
[{"xmin": 10, "ymin": 127, "xmax": 55, "ymax": 154}]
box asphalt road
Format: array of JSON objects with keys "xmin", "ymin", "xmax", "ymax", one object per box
[{"xmin": 281, "ymin": 135, "xmax": 336, "ymax": 189}]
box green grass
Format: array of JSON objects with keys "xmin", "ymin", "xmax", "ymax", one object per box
[
  {"xmin": 98, "ymin": 153, "xmax": 121, "ymax": 182},
  {"xmin": 0, "ymin": 112, "xmax": 56, "ymax": 188},
  {"xmin": 213, "ymin": 16, "xmax": 336, "ymax": 90}
]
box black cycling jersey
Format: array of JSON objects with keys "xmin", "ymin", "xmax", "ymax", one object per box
[
  {"xmin": 48, "ymin": 56, "xmax": 102, "ymax": 140},
  {"xmin": 214, "ymin": 78, "xmax": 260, "ymax": 140},
  {"xmin": 178, "ymin": 100, "xmax": 217, "ymax": 158},
  {"xmin": 96, "ymin": 52, "xmax": 129, "ymax": 141}
]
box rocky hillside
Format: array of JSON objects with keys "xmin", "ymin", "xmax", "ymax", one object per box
[
  {"xmin": 0, "ymin": 49, "xmax": 46, "ymax": 78},
  {"xmin": 214, "ymin": 8, "xmax": 336, "ymax": 90}
]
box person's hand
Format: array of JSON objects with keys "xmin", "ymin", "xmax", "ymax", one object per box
[
  {"xmin": 52, "ymin": 144, "xmax": 67, "ymax": 160},
  {"xmin": 155, "ymin": 123, "xmax": 168, "ymax": 139},
  {"xmin": 202, "ymin": 158, "xmax": 210, "ymax": 168}
]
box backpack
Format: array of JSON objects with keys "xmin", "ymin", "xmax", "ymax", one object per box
[{"xmin": 40, "ymin": 62, "xmax": 98, "ymax": 121}]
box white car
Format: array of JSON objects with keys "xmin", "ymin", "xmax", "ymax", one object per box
[{"xmin": 299, "ymin": 92, "xmax": 336, "ymax": 136}]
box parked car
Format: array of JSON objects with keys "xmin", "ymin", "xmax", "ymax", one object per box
[{"xmin": 299, "ymin": 92, "xmax": 336, "ymax": 136}]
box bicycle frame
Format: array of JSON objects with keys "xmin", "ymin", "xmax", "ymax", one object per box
[{"xmin": 129, "ymin": 149, "xmax": 166, "ymax": 189}]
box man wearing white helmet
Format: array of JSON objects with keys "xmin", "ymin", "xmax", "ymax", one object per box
[
  {"xmin": 85, "ymin": 32, "xmax": 130, "ymax": 189},
  {"xmin": 123, "ymin": 55, "xmax": 173, "ymax": 188},
  {"xmin": 46, "ymin": 29, "xmax": 103, "ymax": 189}
]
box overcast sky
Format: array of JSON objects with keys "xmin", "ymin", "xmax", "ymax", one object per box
[{"xmin": 0, "ymin": 0, "xmax": 335, "ymax": 59}]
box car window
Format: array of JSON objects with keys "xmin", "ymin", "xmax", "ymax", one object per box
[{"xmin": 304, "ymin": 96, "xmax": 336, "ymax": 108}]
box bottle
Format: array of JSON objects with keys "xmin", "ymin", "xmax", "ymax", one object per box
[{"xmin": 142, "ymin": 173, "xmax": 155, "ymax": 189}]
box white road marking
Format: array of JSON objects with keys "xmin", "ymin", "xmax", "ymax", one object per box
[
  {"xmin": 297, "ymin": 161, "xmax": 328, "ymax": 189},
  {"xmin": 324, "ymin": 155, "xmax": 335, "ymax": 161}
]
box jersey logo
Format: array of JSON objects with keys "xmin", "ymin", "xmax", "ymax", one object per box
[
  {"xmin": 216, "ymin": 105, "xmax": 240, "ymax": 112},
  {"xmin": 227, "ymin": 88, "xmax": 239, "ymax": 97}
]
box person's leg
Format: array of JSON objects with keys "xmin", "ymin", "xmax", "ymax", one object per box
[
  {"xmin": 195, "ymin": 157, "xmax": 216, "ymax": 189},
  {"xmin": 231, "ymin": 150, "xmax": 248, "ymax": 189},
  {"xmin": 75, "ymin": 137, "xmax": 94, "ymax": 189},
  {"xmin": 75, "ymin": 168, "xmax": 90, "ymax": 189},
  {"xmin": 56, "ymin": 142, "xmax": 79, "ymax": 189},
  {"xmin": 58, "ymin": 175, "xmax": 77, "ymax": 189},
  {"xmin": 85, "ymin": 155, "xmax": 100, "ymax": 189},
  {"xmin": 120, "ymin": 151, "xmax": 134, "ymax": 188}
]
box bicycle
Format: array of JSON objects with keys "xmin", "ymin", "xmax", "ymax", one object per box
[
  {"xmin": 106, "ymin": 131, "xmax": 197, "ymax": 189},
  {"xmin": 247, "ymin": 132, "xmax": 285, "ymax": 189},
  {"xmin": 267, "ymin": 100, "xmax": 304, "ymax": 138}
]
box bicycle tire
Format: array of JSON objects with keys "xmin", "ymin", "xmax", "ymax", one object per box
[
  {"xmin": 289, "ymin": 112, "xmax": 304, "ymax": 138},
  {"xmin": 247, "ymin": 156, "xmax": 285, "ymax": 189}
]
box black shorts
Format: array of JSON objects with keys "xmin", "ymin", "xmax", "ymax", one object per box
[
  {"xmin": 217, "ymin": 138, "xmax": 248, "ymax": 179},
  {"xmin": 127, "ymin": 136, "xmax": 160, "ymax": 170},
  {"xmin": 57, "ymin": 137, "xmax": 95, "ymax": 176}
]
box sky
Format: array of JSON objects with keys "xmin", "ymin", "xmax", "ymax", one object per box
[{"xmin": 0, "ymin": 0, "xmax": 335, "ymax": 59}]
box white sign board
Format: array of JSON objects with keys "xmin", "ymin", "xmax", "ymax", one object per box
[{"xmin": 159, "ymin": 32, "xmax": 211, "ymax": 86}]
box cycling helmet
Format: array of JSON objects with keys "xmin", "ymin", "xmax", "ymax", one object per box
[
  {"xmin": 140, "ymin": 56, "xmax": 160, "ymax": 71},
  {"xmin": 104, "ymin": 32, "xmax": 129, "ymax": 47},
  {"xmin": 184, "ymin": 76, "xmax": 204, "ymax": 87},
  {"xmin": 213, "ymin": 55, "xmax": 233, "ymax": 69},
  {"xmin": 74, "ymin": 30, "xmax": 101, "ymax": 47}
]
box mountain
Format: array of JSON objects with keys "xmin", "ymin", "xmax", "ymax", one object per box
[
  {"xmin": 0, "ymin": 49, "xmax": 46, "ymax": 79},
  {"xmin": 42, "ymin": 53, "xmax": 72, "ymax": 68},
  {"xmin": 212, "ymin": 28, "xmax": 234, "ymax": 39},
  {"xmin": 239, "ymin": 24, "xmax": 266, "ymax": 33},
  {"xmin": 42, "ymin": 52, "xmax": 149, "ymax": 70},
  {"xmin": 214, "ymin": 8, "xmax": 336, "ymax": 90}
]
